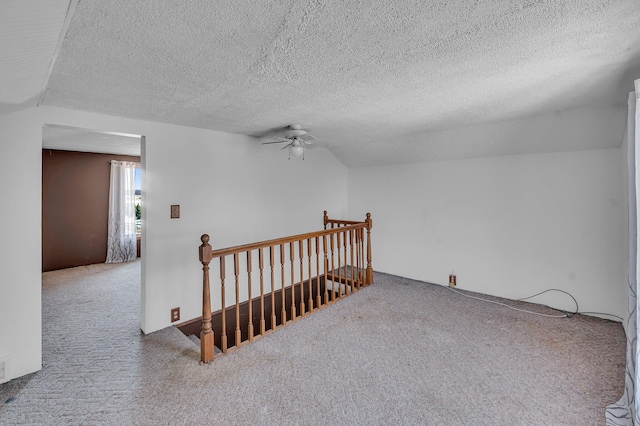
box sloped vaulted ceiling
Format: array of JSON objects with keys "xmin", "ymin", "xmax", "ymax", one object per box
[
  {"xmin": 0, "ymin": 0, "xmax": 74, "ymax": 115},
  {"xmin": 33, "ymin": 1, "xmax": 640, "ymax": 165}
]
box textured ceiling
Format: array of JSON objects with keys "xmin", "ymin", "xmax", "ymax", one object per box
[
  {"xmin": 42, "ymin": 124, "xmax": 141, "ymax": 156},
  {"xmin": 38, "ymin": 0, "xmax": 640, "ymax": 166},
  {"xmin": 0, "ymin": 0, "xmax": 74, "ymax": 115}
]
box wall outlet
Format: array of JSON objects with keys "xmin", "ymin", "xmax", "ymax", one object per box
[
  {"xmin": 171, "ymin": 307, "xmax": 180, "ymax": 322},
  {"xmin": 449, "ymin": 274, "xmax": 457, "ymax": 288}
]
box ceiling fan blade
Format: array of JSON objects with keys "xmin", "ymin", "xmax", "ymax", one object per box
[
  {"xmin": 299, "ymin": 133, "xmax": 315, "ymax": 141},
  {"xmin": 262, "ymin": 138, "xmax": 290, "ymax": 145},
  {"xmin": 280, "ymin": 142, "xmax": 293, "ymax": 150}
]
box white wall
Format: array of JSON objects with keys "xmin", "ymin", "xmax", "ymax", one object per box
[
  {"xmin": 348, "ymin": 148, "xmax": 627, "ymax": 319},
  {"xmin": 621, "ymin": 102, "xmax": 631, "ymax": 331},
  {"xmin": 0, "ymin": 102, "xmax": 628, "ymax": 381},
  {"xmin": 138, "ymin": 116, "xmax": 348, "ymax": 330},
  {"xmin": 0, "ymin": 108, "xmax": 43, "ymax": 381},
  {"xmin": 0, "ymin": 105, "xmax": 348, "ymax": 381}
]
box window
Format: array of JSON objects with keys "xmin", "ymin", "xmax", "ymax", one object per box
[{"xmin": 135, "ymin": 167, "xmax": 141, "ymax": 235}]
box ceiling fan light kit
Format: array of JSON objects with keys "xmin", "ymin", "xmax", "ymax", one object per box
[{"xmin": 289, "ymin": 143, "xmax": 305, "ymax": 159}]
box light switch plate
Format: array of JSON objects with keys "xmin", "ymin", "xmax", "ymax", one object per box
[{"xmin": 170, "ymin": 205, "xmax": 180, "ymax": 219}]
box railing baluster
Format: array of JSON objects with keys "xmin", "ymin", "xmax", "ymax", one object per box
[
  {"xmin": 344, "ymin": 229, "xmax": 350, "ymax": 294},
  {"xmin": 353, "ymin": 229, "xmax": 359, "ymax": 288},
  {"xmin": 259, "ymin": 248, "xmax": 266, "ymax": 336},
  {"xmin": 299, "ymin": 239, "xmax": 305, "ymax": 316},
  {"xmin": 234, "ymin": 253, "xmax": 241, "ymax": 348},
  {"xmin": 341, "ymin": 229, "xmax": 348, "ymax": 295},
  {"xmin": 344, "ymin": 229, "xmax": 349, "ymax": 292},
  {"xmin": 344, "ymin": 227, "xmax": 349, "ymax": 294},
  {"xmin": 336, "ymin": 231, "xmax": 343, "ymax": 298},
  {"xmin": 307, "ymin": 238, "xmax": 313, "ymax": 311},
  {"xmin": 247, "ymin": 250, "xmax": 254, "ymax": 342},
  {"xmin": 349, "ymin": 229, "xmax": 355, "ymax": 293},
  {"xmin": 330, "ymin": 232, "xmax": 336, "ymax": 302},
  {"xmin": 220, "ymin": 255, "xmax": 227, "ymax": 354},
  {"xmin": 356, "ymin": 228, "xmax": 362, "ymax": 289},
  {"xmin": 315, "ymin": 237, "xmax": 321, "ymax": 308},
  {"xmin": 280, "ymin": 244, "xmax": 286, "ymax": 326},
  {"xmin": 360, "ymin": 228, "xmax": 367, "ymax": 285},
  {"xmin": 323, "ymin": 234, "xmax": 329, "ymax": 305},
  {"xmin": 270, "ymin": 246, "xmax": 276, "ymax": 330},
  {"xmin": 366, "ymin": 213, "xmax": 373, "ymax": 285},
  {"xmin": 290, "ymin": 241, "xmax": 297, "ymax": 320}
]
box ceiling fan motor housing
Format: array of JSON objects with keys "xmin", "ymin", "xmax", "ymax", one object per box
[{"xmin": 284, "ymin": 129, "xmax": 308, "ymax": 138}]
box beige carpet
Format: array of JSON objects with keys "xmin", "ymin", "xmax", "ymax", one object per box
[{"xmin": 0, "ymin": 260, "xmax": 625, "ymax": 425}]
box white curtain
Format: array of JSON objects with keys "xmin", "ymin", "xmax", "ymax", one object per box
[
  {"xmin": 106, "ymin": 160, "xmax": 137, "ymax": 263},
  {"xmin": 607, "ymin": 80, "xmax": 640, "ymax": 425}
]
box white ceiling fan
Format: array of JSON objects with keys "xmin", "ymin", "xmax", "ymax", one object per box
[{"xmin": 261, "ymin": 124, "xmax": 316, "ymax": 159}]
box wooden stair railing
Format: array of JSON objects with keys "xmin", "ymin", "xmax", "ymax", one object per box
[{"xmin": 198, "ymin": 211, "xmax": 373, "ymax": 363}]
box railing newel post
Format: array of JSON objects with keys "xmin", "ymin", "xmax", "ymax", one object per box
[
  {"xmin": 199, "ymin": 234, "xmax": 215, "ymax": 363},
  {"xmin": 365, "ymin": 213, "xmax": 373, "ymax": 285}
]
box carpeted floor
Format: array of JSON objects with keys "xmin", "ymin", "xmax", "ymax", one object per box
[{"xmin": 0, "ymin": 260, "xmax": 625, "ymax": 425}]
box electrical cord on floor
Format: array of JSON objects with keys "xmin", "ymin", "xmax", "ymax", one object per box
[
  {"xmin": 516, "ymin": 288, "xmax": 578, "ymax": 317},
  {"xmin": 578, "ymin": 312, "xmax": 624, "ymax": 322},
  {"xmin": 448, "ymin": 287, "xmax": 572, "ymax": 318},
  {"xmin": 449, "ymin": 286, "xmax": 625, "ymax": 321}
]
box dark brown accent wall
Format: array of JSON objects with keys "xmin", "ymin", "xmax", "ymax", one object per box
[{"xmin": 42, "ymin": 150, "xmax": 140, "ymax": 272}]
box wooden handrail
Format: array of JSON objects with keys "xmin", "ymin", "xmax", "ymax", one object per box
[
  {"xmin": 198, "ymin": 211, "xmax": 373, "ymax": 363},
  {"xmin": 206, "ymin": 222, "xmax": 366, "ymax": 259},
  {"xmin": 323, "ymin": 210, "xmax": 362, "ymax": 227},
  {"xmin": 327, "ymin": 219, "xmax": 363, "ymax": 226}
]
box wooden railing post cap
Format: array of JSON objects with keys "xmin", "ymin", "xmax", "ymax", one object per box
[
  {"xmin": 199, "ymin": 234, "xmax": 212, "ymax": 264},
  {"xmin": 366, "ymin": 213, "xmax": 372, "ymax": 228}
]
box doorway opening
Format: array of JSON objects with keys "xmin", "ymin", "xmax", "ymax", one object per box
[{"xmin": 41, "ymin": 123, "xmax": 145, "ymax": 330}]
